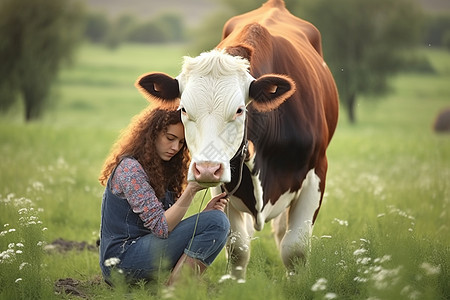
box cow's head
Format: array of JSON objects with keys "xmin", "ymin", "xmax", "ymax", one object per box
[{"xmin": 136, "ymin": 49, "xmax": 295, "ymax": 186}]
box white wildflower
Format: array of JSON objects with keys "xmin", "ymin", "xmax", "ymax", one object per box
[
  {"xmin": 353, "ymin": 276, "xmax": 368, "ymax": 283},
  {"xmin": 371, "ymin": 266, "xmax": 402, "ymax": 290},
  {"xmin": 104, "ymin": 257, "xmax": 121, "ymax": 267},
  {"xmin": 332, "ymin": 218, "xmax": 349, "ymax": 226},
  {"xmin": 218, "ymin": 274, "xmax": 235, "ymax": 283},
  {"xmin": 311, "ymin": 278, "xmax": 328, "ymax": 292},
  {"xmin": 18, "ymin": 208, "xmax": 28, "ymax": 214},
  {"xmin": 374, "ymin": 255, "xmax": 391, "ymax": 264},
  {"xmin": 325, "ymin": 292, "xmax": 338, "ymax": 299},
  {"xmin": 420, "ymin": 262, "xmax": 441, "ymax": 276},
  {"xmin": 401, "ymin": 285, "xmax": 422, "ymax": 300},
  {"xmin": 336, "ymin": 260, "xmax": 347, "ymax": 269},
  {"xmin": 0, "ymin": 249, "xmax": 15, "ymax": 262},
  {"xmin": 356, "ymin": 257, "xmax": 371, "ymax": 265},
  {"xmin": 56, "ymin": 156, "xmax": 69, "ymax": 169},
  {"xmin": 353, "ymin": 248, "xmax": 367, "ymax": 256},
  {"xmin": 32, "ymin": 181, "xmax": 45, "ymax": 191}
]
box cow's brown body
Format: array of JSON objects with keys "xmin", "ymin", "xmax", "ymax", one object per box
[{"xmin": 218, "ymin": 1, "xmax": 338, "ymax": 225}]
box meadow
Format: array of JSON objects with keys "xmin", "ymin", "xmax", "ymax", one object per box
[{"xmin": 0, "ymin": 43, "xmax": 449, "ymax": 299}]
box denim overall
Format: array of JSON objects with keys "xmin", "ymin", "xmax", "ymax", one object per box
[{"xmin": 99, "ymin": 164, "xmax": 230, "ymax": 282}]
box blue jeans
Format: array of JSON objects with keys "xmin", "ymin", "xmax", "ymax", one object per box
[{"xmin": 108, "ymin": 210, "xmax": 230, "ymax": 282}]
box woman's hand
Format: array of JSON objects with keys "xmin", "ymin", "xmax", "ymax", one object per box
[
  {"xmin": 186, "ymin": 181, "xmax": 207, "ymax": 194},
  {"xmin": 165, "ymin": 181, "xmax": 206, "ymax": 232},
  {"xmin": 203, "ymin": 192, "xmax": 228, "ymax": 213}
]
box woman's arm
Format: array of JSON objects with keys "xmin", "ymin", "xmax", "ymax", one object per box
[
  {"xmin": 164, "ymin": 182, "xmax": 205, "ymax": 232},
  {"xmin": 112, "ymin": 158, "xmax": 169, "ymax": 238}
]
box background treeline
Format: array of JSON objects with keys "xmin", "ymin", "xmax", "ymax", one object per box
[
  {"xmin": 1, "ymin": 0, "xmax": 450, "ymax": 122},
  {"xmin": 82, "ymin": 0, "xmax": 450, "ymax": 123},
  {"xmin": 83, "ymin": 3, "xmax": 450, "ymax": 51},
  {"xmin": 426, "ymin": 13, "xmax": 450, "ymax": 49},
  {"xmin": 84, "ymin": 11, "xmax": 186, "ymax": 48}
]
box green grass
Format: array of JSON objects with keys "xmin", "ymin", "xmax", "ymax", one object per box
[{"xmin": 1, "ymin": 43, "xmax": 449, "ymax": 299}]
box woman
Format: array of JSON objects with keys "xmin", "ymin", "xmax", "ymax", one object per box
[{"xmin": 98, "ymin": 108, "xmax": 230, "ymax": 286}]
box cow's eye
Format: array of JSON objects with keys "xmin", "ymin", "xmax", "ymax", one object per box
[{"xmin": 232, "ymin": 106, "xmax": 245, "ymax": 121}]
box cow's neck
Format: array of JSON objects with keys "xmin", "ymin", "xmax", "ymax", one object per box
[{"xmin": 222, "ymin": 116, "xmax": 249, "ymax": 196}]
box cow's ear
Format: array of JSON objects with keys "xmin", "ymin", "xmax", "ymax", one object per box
[
  {"xmin": 135, "ymin": 72, "xmax": 180, "ymax": 109},
  {"xmin": 249, "ymin": 74, "xmax": 296, "ymax": 111}
]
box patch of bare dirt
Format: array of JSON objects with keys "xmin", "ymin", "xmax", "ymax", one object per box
[
  {"xmin": 44, "ymin": 238, "xmax": 97, "ymax": 253},
  {"xmin": 54, "ymin": 276, "xmax": 104, "ymax": 299}
]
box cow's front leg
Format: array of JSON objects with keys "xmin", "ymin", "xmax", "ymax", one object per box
[
  {"xmin": 225, "ymin": 196, "xmax": 254, "ymax": 281},
  {"xmin": 279, "ymin": 168, "xmax": 322, "ymax": 272},
  {"xmin": 210, "ymin": 187, "xmax": 254, "ymax": 281}
]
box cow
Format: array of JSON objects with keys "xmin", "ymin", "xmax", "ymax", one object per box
[{"xmin": 135, "ymin": 0, "xmax": 339, "ymax": 281}]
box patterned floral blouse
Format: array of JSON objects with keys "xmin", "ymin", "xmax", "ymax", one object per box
[{"xmin": 110, "ymin": 157, "xmax": 169, "ymax": 238}]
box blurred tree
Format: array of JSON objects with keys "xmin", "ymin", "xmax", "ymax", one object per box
[
  {"xmin": 423, "ymin": 13, "xmax": 450, "ymax": 47},
  {"xmin": 124, "ymin": 13, "xmax": 186, "ymax": 44},
  {"xmin": 443, "ymin": 30, "xmax": 450, "ymax": 51},
  {"xmin": 189, "ymin": 10, "xmax": 232, "ymax": 55},
  {"xmin": 105, "ymin": 14, "xmax": 138, "ymax": 49},
  {"xmin": 189, "ymin": 0, "xmax": 262, "ymax": 54},
  {"xmin": 155, "ymin": 12, "xmax": 186, "ymax": 42},
  {"xmin": 294, "ymin": 0, "xmax": 424, "ymax": 123},
  {"xmin": 126, "ymin": 20, "xmax": 169, "ymax": 44},
  {"xmin": 84, "ymin": 12, "xmax": 110, "ymax": 43},
  {"xmin": 0, "ymin": 0, "xmax": 84, "ymax": 121}
]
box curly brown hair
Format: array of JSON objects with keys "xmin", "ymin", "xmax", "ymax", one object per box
[{"xmin": 99, "ymin": 108, "xmax": 189, "ymax": 199}]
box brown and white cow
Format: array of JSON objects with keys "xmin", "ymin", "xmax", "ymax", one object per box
[{"xmin": 135, "ymin": 0, "xmax": 338, "ymax": 281}]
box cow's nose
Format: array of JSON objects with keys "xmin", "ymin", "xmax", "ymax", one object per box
[{"xmin": 193, "ymin": 162, "xmax": 224, "ymax": 183}]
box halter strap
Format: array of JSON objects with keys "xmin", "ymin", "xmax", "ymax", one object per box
[{"xmin": 221, "ymin": 116, "xmax": 249, "ymax": 196}]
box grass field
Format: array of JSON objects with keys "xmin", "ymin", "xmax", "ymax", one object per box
[{"xmin": 0, "ymin": 43, "xmax": 449, "ymax": 299}]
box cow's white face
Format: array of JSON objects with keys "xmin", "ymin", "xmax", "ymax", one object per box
[
  {"xmin": 177, "ymin": 50, "xmax": 254, "ymax": 185},
  {"xmin": 135, "ymin": 48, "xmax": 296, "ymax": 187}
]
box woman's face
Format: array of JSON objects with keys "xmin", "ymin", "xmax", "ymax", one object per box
[{"xmin": 156, "ymin": 123, "xmax": 185, "ymax": 161}]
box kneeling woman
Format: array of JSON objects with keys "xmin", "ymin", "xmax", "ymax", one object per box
[{"xmin": 98, "ymin": 108, "xmax": 230, "ymax": 286}]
